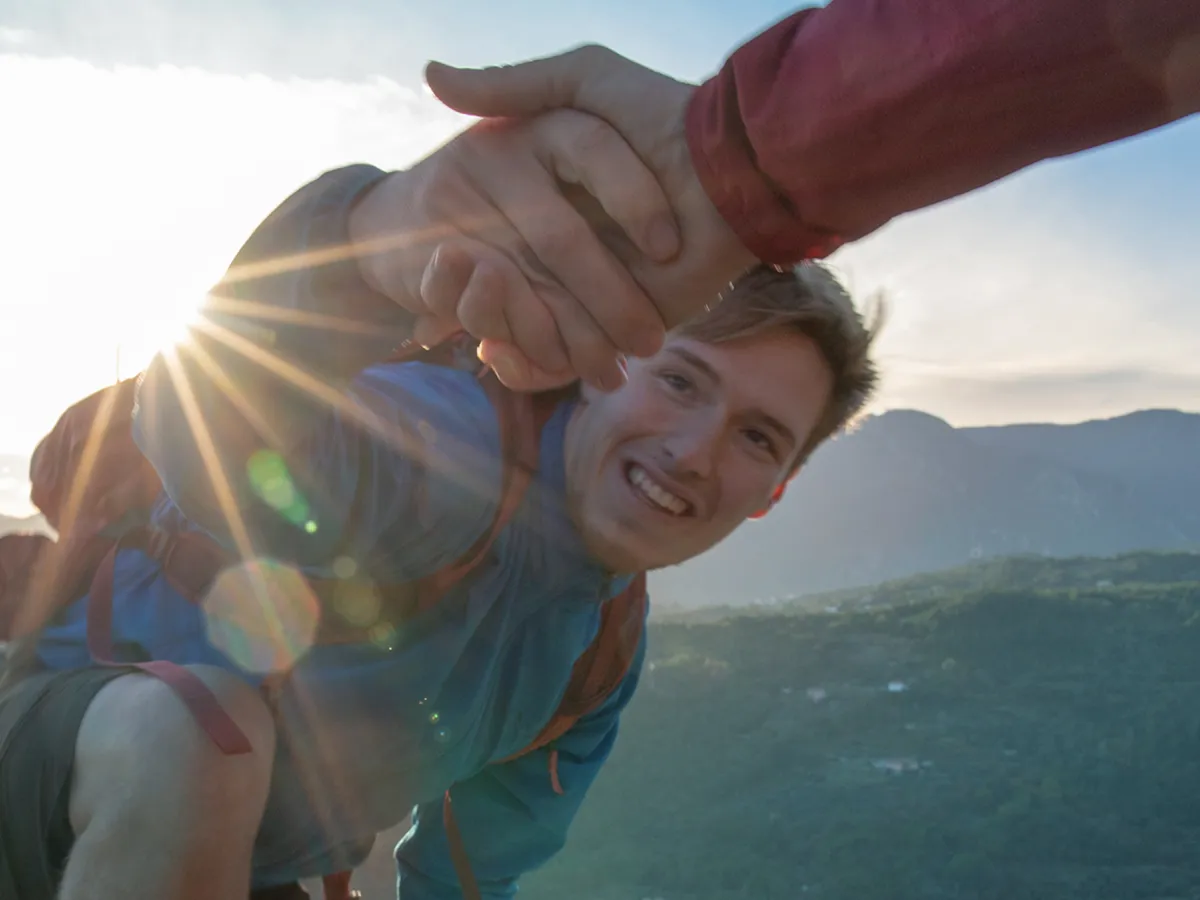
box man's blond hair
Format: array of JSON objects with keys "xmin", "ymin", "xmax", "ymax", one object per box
[{"xmin": 675, "ymin": 262, "xmax": 882, "ymax": 468}]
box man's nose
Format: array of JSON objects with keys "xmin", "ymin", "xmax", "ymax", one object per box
[{"xmin": 662, "ymin": 416, "xmax": 723, "ymax": 479}]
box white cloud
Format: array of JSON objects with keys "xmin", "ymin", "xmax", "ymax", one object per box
[{"xmin": 828, "ymin": 162, "xmax": 1200, "ymax": 425}]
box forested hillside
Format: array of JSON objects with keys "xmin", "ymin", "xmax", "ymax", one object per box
[{"xmin": 518, "ymin": 552, "xmax": 1200, "ymax": 900}]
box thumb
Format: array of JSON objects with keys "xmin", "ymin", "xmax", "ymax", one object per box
[{"xmin": 425, "ymin": 45, "xmax": 621, "ymax": 118}]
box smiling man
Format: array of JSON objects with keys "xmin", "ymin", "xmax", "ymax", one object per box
[
  {"xmin": 0, "ymin": 152, "xmax": 875, "ymax": 900},
  {"xmin": 567, "ymin": 265, "xmax": 858, "ymax": 574}
]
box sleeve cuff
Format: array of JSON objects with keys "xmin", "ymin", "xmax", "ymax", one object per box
[{"xmin": 685, "ymin": 52, "xmax": 846, "ymax": 265}]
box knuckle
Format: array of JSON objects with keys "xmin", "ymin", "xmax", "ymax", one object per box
[{"xmin": 572, "ymin": 43, "xmax": 615, "ymax": 67}]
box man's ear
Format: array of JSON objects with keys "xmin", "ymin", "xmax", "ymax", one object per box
[{"xmin": 747, "ymin": 482, "xmax": 787, "ymax": 520}]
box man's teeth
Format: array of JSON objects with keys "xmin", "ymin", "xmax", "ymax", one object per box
[{"xmin": 628, "ymin": 464, "xmax": 689, "ymax": 516}]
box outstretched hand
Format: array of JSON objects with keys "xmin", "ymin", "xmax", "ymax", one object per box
[{"xmin": 421, "ymin": 46, "xmax": 759, "ymax": 386}]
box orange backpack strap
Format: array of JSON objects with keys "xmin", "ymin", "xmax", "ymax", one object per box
[
  {"xmin": 308, "ymin": 371, "xmax": 558, "ymax": 644},
  {"xmin": 407, "ymin": 370, "xmax": 544, "ymax": 610},
  {"xmin": 498, "ymin": 572, "xmax": 649, "ymax": 772},
  {"xmin": 439, "ymin": 574, "xmax": 648, "ymax": 900}
]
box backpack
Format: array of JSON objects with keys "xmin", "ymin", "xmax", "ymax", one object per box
[{"xmin": 0, "ymin": 342, "xmax": 647, "ymax": 900}]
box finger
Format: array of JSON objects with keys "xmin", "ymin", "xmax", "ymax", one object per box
[
  {"xmin": 479, "ymin": 340, "xmax": 577, "ymax": 393},
  {"xmin": 418, "ymin": 241, "xmax": 476, "ymax": 323},
  {"xmin": 426, "ymin": 238, "xmax": 571, "ymax": 376},
  {"xmin": 454, "ymin": 254, "xmax": 512, "ymax": 346},
  {"xmin": 371, "ymin": 162, "xmax": 520, "ymax": 318},
  {"xmin": 500, "ymin": 278, "xmax": 571, "ymax": 378},
  {"xmin": 453, "ymin": 253, "xmax": 582, "ymax": 389},
  {"xmin": 413, "ymin": 241, "xmax": 479, "ymax": 348},
  {"xmin": 534, "ymin": 111, "xmax": 679, "ymax": 262},
  {"xmin": 477, "ymin": 152, "xmax": 665, "ymax": 361},
  {"xmin": 533, "ymin": 282, "xmax": 627, "ymax": 393},
  {"xmin": 424, "ymin": 45, "xmax": 627, "ymax": 118},
  {"xmin": 456, "ymin": 263, "xmax": 513, "ymax": 345},
  {"xmin": 468, "ymin": 271, "xmax": 621, "ymax": 392}
]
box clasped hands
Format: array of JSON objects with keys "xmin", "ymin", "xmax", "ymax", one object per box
[{"xmin": 348, "ymin": 45, "xmax": 756, "ymax": 393}]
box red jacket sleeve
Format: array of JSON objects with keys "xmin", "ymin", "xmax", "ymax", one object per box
[{"xmin": 686, "ymin": 0, "xmax": 1200, "ymax": 265}]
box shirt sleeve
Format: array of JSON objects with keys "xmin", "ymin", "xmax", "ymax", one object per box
[
  {"xmin": 394, "ymin": 630, "xmax": 648, "ymax": 900},
  {"xmin": 686, "ymin": 0, "xmax": 1200, "ymax": 264},
  {"xmin": 132, "ymin": 165, "xmax": 501, "ymax": 576}
]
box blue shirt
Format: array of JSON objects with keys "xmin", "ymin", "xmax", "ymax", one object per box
[{"xmin": 34, "ymin": 165, "xmax": 646, "ymax": 897}]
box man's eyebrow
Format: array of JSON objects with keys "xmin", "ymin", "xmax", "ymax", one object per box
[
  {"xmin": 668, "ymin": 346, "xmax": 797, "ymax": 451},
  {"xmin": 667, "ymin": 346, "xmax": 721, "ymax": 384}
]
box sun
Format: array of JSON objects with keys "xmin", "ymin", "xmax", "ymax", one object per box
[
  {"xmin": 0, "ymin": 274, "xmax": 212, "ymax": 459},
  {"xmin": 113, "ymin": 295, "xmax": 210, "ymax": 382}
]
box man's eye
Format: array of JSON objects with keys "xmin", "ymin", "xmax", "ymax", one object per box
[
  {"xmin": 661, "ymin": 372, "xmax": 692, "ymax": 392},
  {"xmin": 744, "ymin": 428, "xmax": 775, "ymax": 455}
]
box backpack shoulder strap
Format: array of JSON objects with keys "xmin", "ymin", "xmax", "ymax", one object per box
[
  {"xmin": 442, "ymin": 573, "xmax": 646, "ymax": 900},
  {"xmin": 406, "ymin": 370, "xmax": 548, "ymax": 611},
  {"xmin": 500, "ymin": 572, "xmax": 648, "ymax": 768}
]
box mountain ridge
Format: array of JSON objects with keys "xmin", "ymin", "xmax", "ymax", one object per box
[{"xmin": 650, "ymin": 406, "xmax": 1200, "ymax": 608}]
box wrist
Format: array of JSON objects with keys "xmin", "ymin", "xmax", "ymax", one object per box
[
  {"xmin": 668, "ymin": 90, "xmax": 756, "ymax": 280},
  {"xmin": 347, "ymin": 169, "xmax": 420, "ymax": 309},
  {"xmin": 682, "ymin": 169, "xmax": 758, "ymax": 278}
]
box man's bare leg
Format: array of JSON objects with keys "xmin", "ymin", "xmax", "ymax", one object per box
[{"xmin": 59, "ymin": 665, "xmax": 276, "ymax": 900}]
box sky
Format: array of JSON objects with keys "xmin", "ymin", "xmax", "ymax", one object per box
[{"xmin": 1, "ymin": 0, "xmax": 1198, "ymax": 468}]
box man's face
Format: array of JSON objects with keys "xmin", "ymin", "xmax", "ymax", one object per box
[{"xmin": 565, "ymin": 326, "xmax": 834, "ymax": 573}]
